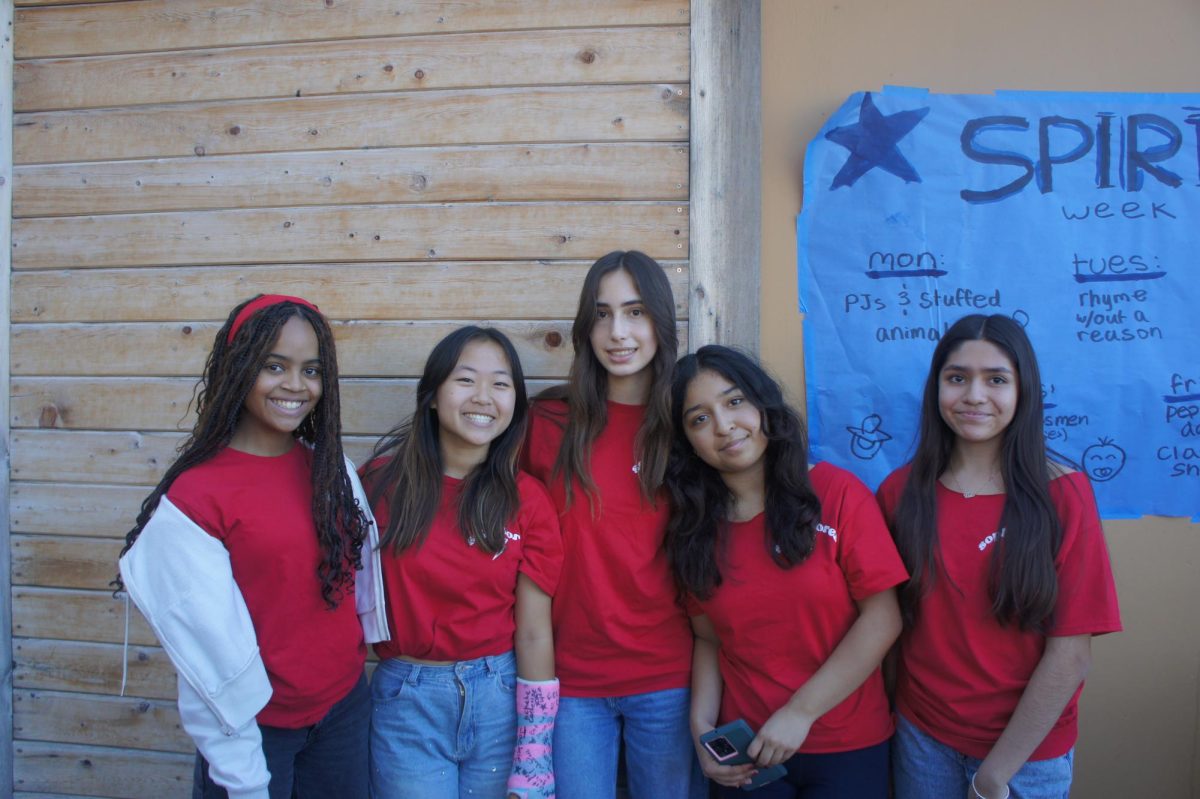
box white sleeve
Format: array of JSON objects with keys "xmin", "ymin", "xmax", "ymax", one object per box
[{"xmin": 177, "ymin": 674, "xmax": 271, "ymax": 799}]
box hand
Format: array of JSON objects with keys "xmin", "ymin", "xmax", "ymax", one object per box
[
  {"xmin": 694, "ymin": 732, "xmax": 758, "ymax": 789},
  {"xmin": 747, "ymin": 705, "xmax": 814, "ymax": 768}
]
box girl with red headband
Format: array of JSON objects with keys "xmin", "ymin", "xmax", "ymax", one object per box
[{"xmin": 118, "ymin": 295, "xmax": 387, "ymax": 799}]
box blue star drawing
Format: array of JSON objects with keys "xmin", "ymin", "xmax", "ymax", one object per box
[{"xmin": 825, "ymin": 93, "xmax": 931, "ymax": 189}]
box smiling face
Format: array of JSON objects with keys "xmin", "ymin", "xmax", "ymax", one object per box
[
  {"xmin": 681, "ymin": 369, "xmax": 769, "ymax": 484},
  {"xmin": 232, "ymin": 315, "xmax": 322, "ymax": 456},
  {"xmin": 589, "ymin": 268, "xmax": 659, "ymax": 403},
  {"xmin": 434, "ymin": 338, "xmax": 517, "ymax": 477},
  {"xmin": 937, "ymin": 339, "xmax": 1019, "ymax": 450}
]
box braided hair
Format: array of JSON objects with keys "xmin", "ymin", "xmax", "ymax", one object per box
[{"xmin": 114, "ymin": 295, "xmax": 367, "ymax": 607}]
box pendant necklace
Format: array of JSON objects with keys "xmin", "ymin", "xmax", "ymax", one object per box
[{"xmin": 949, "ymin": 467, "xmax": 998, "ymax": 498}]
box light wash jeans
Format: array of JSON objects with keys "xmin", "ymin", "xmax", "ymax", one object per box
[
  {"xmin": 369, "ymin": 651, "xmax": 516, "ymax": 798},
  {"xmin": 553, "ymin": 686, "xmax": 706, "ymax": 799},
  {"xmin": 893, "ymin": 713, "xmax": 1074, "ymax": 799}
]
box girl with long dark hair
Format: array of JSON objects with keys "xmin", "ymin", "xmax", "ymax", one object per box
[
  {"xmin": 522, "ymin": 251, "xmax": 704, "ymax": 798},
  {"xmin": 360, "ymin": 326, "xmax": 562, "ymax": 799},
  {"xmin": 877, "ymin": 313, "xmax": 1122, "ymax": 799},
  {"xmin": 117, "ymin": 295, "xmax": 387, "ymax": 799},
  {"xmin": 665, "ymin": 346, "xmax": 906, "ymax": 798}
]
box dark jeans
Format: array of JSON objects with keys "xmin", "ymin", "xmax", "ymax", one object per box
[
  {"xmin": 194, "ymin": 673, "xmax": 369, "ymax": 799},
  {"xmin": 716, "ymin": 739, "xmax": 890, "ymax": 799}
]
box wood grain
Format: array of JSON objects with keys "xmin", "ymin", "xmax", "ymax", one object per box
[
  {"xmin": 16, "ymin": 26, "xmax": 688, "ymax": 110},
  {"xmin": 13, "ymin": 690, "xmax": 191, "ymax": 753},
  {"xmin": 16, "ymin": 0, "xmax": 688, "ymax": 58},
  {"xmin": 15, "ymin": 84, "xmax": 689, "ymax": 164},
  {"xmin": 13, "ymin": 639, "xmax": 174, "ymax": 700},
  {"xmin": 11, "ymin": 261, "xmax": 690, "ymax": 323},
  {"xmin": 13, "ymin": 740, "xmax": 190, "ymax": 798},
  {"xmin": 14, "ymin": 142, "xmax": 689, "ymax": 217},
  {"xmin": 12, "ymin": 202, "xmax": 689, "ymax": 269}
]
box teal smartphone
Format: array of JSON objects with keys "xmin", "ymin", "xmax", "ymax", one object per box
[{"xmin": 699, "ymin": 719, "xmax": 788, "ymax": 791}]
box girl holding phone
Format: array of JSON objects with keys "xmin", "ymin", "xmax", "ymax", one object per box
[
  {"xmin": 360, "ymin": 326, "xmax": 562, "ymax": 799},
  {"xmin": 877, "ymin": 314, "xmax": 1121, "ymax": 799},
  {"xmin": 118, "ymin": 295, "xmax": 387, "ymax": 799},
  {"xmin": 665, "ymin": 345, "xmax": 906, "ymax": 798},
  {"xmin": 522, "ymin": 251, "xmax": 702, "ymax": 798}
]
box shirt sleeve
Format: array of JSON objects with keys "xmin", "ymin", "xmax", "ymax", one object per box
[
  {"xmin": 516, "ymin": 474, "xmax": 564, "ymax": 597},
  {"xmin": 1048, "ymin": 472, "xmax": 1123, "ymax": 637},
  {"xmin": 833, "ymin": 470, "xmax": 909, "ymax": 601},
  {"xmin": 177, "ymin": 675, "xmax": 271, "ymax": 799}
]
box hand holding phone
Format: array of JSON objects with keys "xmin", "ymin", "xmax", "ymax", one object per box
[{"xmin": 699, "ymin": 720, "xmax": 787, "ymax": 791}]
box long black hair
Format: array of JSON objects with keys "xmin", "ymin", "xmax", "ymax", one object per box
[
  {"xmin": 361, "ymin": 326, "xmax": 527, "ymax": 555},
  {"xmin": 664, "ymin": 346, "xmax": 822, "ymax": 600},
  {"xmin": 545, "ymin": 250, "xmax": 678, "ymax": 508},
  {"xmin": 116, "ymin": 295, "xmax": 366, "ymax": 607},
  {"xmin": 891, "ymin": 313, "xmax": 1062, "ymax": 631}
]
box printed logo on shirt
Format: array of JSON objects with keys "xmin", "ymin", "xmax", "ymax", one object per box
[
  {"xmin": 466, "ymin": 529, "xmax": 521, "ymax": 560},
  {"xmin": 978, "ymin": 527, "xmax": 1006, "ymax": 552},
  {"xmin": 775, "ymin": 522, "xmax": 837, "ymax": 554},
  {"xmin": 816, "ymin": 522, "xmax": 838, "ymax": 542}
]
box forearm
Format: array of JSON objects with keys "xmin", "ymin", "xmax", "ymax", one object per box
[
  {"xmin": 785, "ymin": 589, "xmax": 901, "ymax": 721},
  {"xmin": 689, "ymin": 633, "xmax": 724, "ymax": 736},
  {"xmin": 514, "ymin": 575, "xmax": 555, "ymax": 681},
  {"xmin": 974, "ymin": 635, "xmax": 1092, "ymax": 798}
]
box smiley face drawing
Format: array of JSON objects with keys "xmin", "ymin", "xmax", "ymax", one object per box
[
  {"xmin": 1082, "ymin": 437, "xmax": 1126, "ymax": 482},
  {"xmin": 846, "ymin": 414, "xmax": 892, "ymax": 460}
]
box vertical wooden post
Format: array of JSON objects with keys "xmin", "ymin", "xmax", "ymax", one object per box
[
  {"xmin": 689, "ymin": 0, "xmax": 762, "ymax": 354},
  {"xmin": 0, "ymin": 1, "xmax": 13, "ymax": 793}
]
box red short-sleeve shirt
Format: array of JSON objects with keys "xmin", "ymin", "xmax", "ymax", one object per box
[
  {"xmin": 877, "ymin": 466, "xmax": 1122, "ymax": 759},
  {"xmin": 368, "ymin": 469, "xmax": 563, "ymax": 662},
  {"xmin": 688, "ymin": 462, "xmax": 908, "ymax": 752}
]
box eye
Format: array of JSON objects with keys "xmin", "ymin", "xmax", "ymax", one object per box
[
  {"xmin": 688, "ymin": 413, "xmax": 709, "ymax": 427},
  {"xmin": 456, "ymin": 376, "xmax": 474, "ymax": 385},
  {"xmin": 264, "ymin": 362, "xmax": 284, "ymax": 374},
  {"xmin": 303, "ymin": 366, "xmax": 321, "ymax": 378},
  {"xmin": 989, "ymin": 375, "xmax": 1009, "ymax": 385},
  {"xmin": 629, "ymin": 307, "xmax": 644, "ymax": 317},
  {"xmin": 493, "ymin": 379, "xmax": 512, "ymax": 389},
  {"xmin": 596, "ymin": 309, "xmax": 610, "ymax": 320},
  {"xmin": 729, "ymin": 396, "xmax": 744, "ymax": 407},
  {"xmin": 944, "ymin": 373, "xmax": 964, "ymax": 384}
]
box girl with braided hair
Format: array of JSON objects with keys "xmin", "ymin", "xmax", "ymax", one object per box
[{"xmin": 117, "ymin": 295, "xmax": 388, "ymax": 799}]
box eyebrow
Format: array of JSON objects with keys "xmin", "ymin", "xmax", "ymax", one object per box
[
  {"xmin": 595, "ymin": 299, "xmax": 644, "ymax": 308},
  {"xmin": 942, "ymin": 363, "xmax": 1012, "ymax": 373},
  {"xmin": 455, "ymin": 364, "xmax": 512, "ymax": 377},
  {"xmin": 682, "ymin": 384, "xmax": 739, "ymax": 417},
  {"xmin": 265, "ymin": 352, "xmax": 321, "ymax": 364}
]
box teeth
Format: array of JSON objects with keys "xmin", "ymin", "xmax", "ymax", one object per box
[
  {"xmin": 610, "ymin": 348, "xmax": 635, "ymax": 356},
  {"xmin": 464, "ymin": 413, "xmax": 494, "ymax": 423},
  {"xmin": 273, "ymin": 400, "xmax": 303, "ymax": 410}
]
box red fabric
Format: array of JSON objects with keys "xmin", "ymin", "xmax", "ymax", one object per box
[
  {"xmin": 367, "ymin": 469, "xmax": 563, "ymax": 662},
  {"xmin": 877, "ymin": 466, "xmax": 1123, "ymax": 760},
  {"xmin": 227, "ymin": 294, "xmax": 318, "ymax": 344},
  {"xmin": 167, "ymin": 445, "xmax": 365, "ymax": 728},
  {"xmin": 687, "ymin": 462, "xmax": 907, "ymax": 752},
  {"xmin": 522, "ymin": 399, "xmax": 693, "ymax": 697}
]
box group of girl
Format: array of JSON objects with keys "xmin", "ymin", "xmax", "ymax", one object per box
[{"xmin": 116, "ymin": 250, "xmax": 1120, "ymax": 799}]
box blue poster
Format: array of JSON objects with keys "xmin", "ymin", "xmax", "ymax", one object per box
[{"xmin": 798, "ymin": 87, "xmax": 1200, "ymax": 520}]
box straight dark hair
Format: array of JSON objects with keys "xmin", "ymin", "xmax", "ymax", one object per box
[
  {"xmin": 545, "ymin": 250, "xmax": 678, "ymax": 507},
  {"xmin": 116, "ymin": 296, "xmax": 366, "ymax": 607},
  {"xmin": 892, "ymin": 313, "xmax": 1062, "ymax": 632},
  {"xmin": 664, "ymin": 346, "xmax": 822, "ymax": 600},
  {"xmin": 361, "ymin": 326, "xmax": 527, "ymax": 555}
]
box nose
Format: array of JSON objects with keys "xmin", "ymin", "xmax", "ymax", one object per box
[
  {"xmin": 964, "ymin": 377, "xmax": 986, "ymax": 402},
  {"xmin": 282, "ymin": 367, "xmax": 305, "ymax": 391},
  {"xmin": 711, "ymin": 408, "xmax": 735, "ymax": 434},
  {"xmin": 609, "ymin": 313, "xmax": 628, "ymax": 340},
  {"xmin": 471, "ymin": 380, "xmax": 492, "ymax": 404}
]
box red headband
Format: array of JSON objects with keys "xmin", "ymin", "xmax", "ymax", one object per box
[{"xmin": 227, "ymin": 295, "xmax": 320, "ymax": 345}]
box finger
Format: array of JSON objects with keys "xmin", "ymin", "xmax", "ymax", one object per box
[{"xmin": 746, "ymin": 734, "xmax": 764, "ymax": 761}]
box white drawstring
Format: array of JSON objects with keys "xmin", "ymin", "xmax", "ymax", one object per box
[{"xmin": 120, "ymin": 591, "xmax": 130, "ymax": 697}]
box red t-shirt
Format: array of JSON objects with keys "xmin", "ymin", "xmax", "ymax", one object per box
[
  {"xmin": 687, "ymin": 462, "xmax": 908, "ymax": 752},
  {"xmin": 522, "ymin": 399, "xmax": 693, "ymax": 697},
  {"xmin": 877, "ymin": 466, "xmax": 1123, "ymax": 759},
  {"xmin": 367, "ymin": 469, "xmax": 563, "ymax": 662},
  {"xmin": 167, "ymin": 444, "xmax": 366, "ymax": 728}
]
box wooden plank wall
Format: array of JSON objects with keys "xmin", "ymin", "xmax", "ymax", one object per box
[{"xmin": 8, "ymin": 1, "xmax": 691, "ymax": 796}]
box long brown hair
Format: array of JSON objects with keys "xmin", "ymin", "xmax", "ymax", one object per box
[
  {"xmin": 547, "ymin": 250, "xmax": 678, "ymax": 507},
  {"xmin": 892, "ymin": 314, "xmax": 1063, "ymax": 632},
  {"xmin": 361, "ymin": 327, "xmax": 528, "ymax": 555},
  {"xmin": 116, "ymin": 296, "xmax": 366, "ymax": 607}
]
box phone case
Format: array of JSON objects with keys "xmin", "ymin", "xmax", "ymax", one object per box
[{"xmin": 699, "ymin": 719, "xmax": 788, "ymax": 791}]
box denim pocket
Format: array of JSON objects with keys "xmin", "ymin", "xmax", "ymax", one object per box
[
  {"xmin": 495, "ymin": 670, "xmax": 517, "ymax": 695},
  {"xmin": 369, "ymin": 666, "xmax": 408, "ymax": 706}
]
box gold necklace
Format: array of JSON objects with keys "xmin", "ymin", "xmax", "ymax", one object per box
[{"xmin": 949, "ymin": 467, "xmax": 999, "ymax": 498}]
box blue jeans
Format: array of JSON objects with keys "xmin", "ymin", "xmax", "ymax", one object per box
[
  {"xmin": 716, "ymin": 739, "xmax": 889, "ymax": 799},
  {"xmin": 369, "ymin": 650, "xmax": 517, "ymax": 799},
  {"xmin": 193, "ymin": 672, "xmax": 370, "ymax": 799},
  {"xmin": 554, "ymin": 686, "xmax": 706, "ymax": 799},
  {"xmin": 893, "ymin": 713, "xmax": 1074, "ymax": 799}
]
